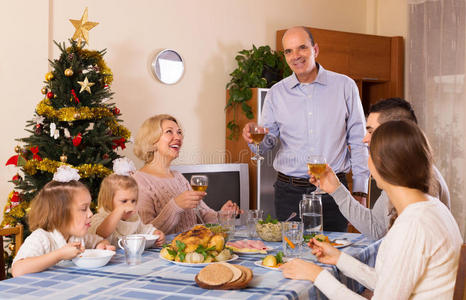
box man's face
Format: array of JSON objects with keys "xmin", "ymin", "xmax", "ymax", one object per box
[
  {"xmin": 282, "ymin": 28, "xmax": 318, "ymax": 82},
  {"xmin": 362, "ymin": 112, "xmax": 381, "ymax": 146}
]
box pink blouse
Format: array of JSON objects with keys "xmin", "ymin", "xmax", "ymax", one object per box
[{"xmin": 133, "ymin": 170, "xmax": 218, "ymax": 234}]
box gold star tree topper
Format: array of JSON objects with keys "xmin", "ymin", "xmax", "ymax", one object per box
[
  {"xmin": 77, "ymin": 77, "xmax": 95, "ymax": 94},
  {"xmin": 69, "ymin": 7, "xmax": 99, "ymax": 46}
]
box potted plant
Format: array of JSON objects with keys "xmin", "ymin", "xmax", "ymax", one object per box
[{"xmin": 225, "ymin": 45, "xmax": 291, "ymax": 140}]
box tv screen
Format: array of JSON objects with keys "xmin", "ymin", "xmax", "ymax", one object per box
[{"xmin": 170, "ymin": 163, "xmax": 249, "ymax": 212}]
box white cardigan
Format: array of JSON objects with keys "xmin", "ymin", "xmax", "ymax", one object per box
[{"xmin": 314, "ymin": 196, "xmax": 463, "ymax": 299}]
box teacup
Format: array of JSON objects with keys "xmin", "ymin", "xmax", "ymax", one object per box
[{"xmin": 118, "ymin": 235, "xmax": 145, "ymax": 265}]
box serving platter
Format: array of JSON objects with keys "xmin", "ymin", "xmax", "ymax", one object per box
[{"xmin": 160, "ymin": 254, "xmax": 239, "ymax": 267}]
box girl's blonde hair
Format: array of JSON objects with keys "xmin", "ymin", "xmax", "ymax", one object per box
[
  {"xmin": 28, "ymin": 180, "xmax": 88, "ymax": 232},
  {"xmin": 133, "ymin": 114, "xmax": 179, "ymax": 163},
  {"xmin": 97, "ymin": 174, "xmax": 139, "ymax": 212}
]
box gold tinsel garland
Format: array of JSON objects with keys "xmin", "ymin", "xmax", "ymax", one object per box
[
  {"xmin": 36, "ymin": 99, "xmax": 113, "ymax": 121},
  {"xmin": 24, "ymin": 158, "xmax": 112, "ymax": 178},
  {"xmin": 67, "ymin": 47, "xmax": 113, "ymax": 85},
  {"xmin": 35, "ymin": 99, "xmax": 130, "ymax": 139},
  {"xmin": 1, "ymin": 192, "xmax": 29, "ymax": 228}
]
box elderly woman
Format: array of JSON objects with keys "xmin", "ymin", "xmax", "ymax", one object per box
[
  {"xmin": 280, "ymin": 120, "xmax": 463, "ymax": 299},
  {"xmin": 132, "ymin": 114, "xmax": 239, "ymax": 234}
]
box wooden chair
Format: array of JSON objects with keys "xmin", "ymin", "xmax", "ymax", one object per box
[
  {"xmin": 453, "ymin": 243, "xmax": 466, "ymax": 300},
  {"xmin": 0, "ymin": 224, "xmax": 23, "ymax": 280}
]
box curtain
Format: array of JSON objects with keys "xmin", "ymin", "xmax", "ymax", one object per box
[{"xmin": 408, "ymin": 0, "xmax": 466, "ymax": 238}]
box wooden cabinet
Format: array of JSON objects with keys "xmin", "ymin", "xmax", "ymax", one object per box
[{"xmin": 226, "ymin": 27, "xmax": 404, "ymax": 209}]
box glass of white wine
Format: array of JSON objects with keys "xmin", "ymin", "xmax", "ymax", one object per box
[
  {"xmin": 249, "ymin": 123, "xmax": 269, "ymax": 161},
  {"xmin": 190, "ymin": 175, "xmax": 208, "ymax": 224},
  {"xmin": 307, "ymin": 155, "xmax": 327, "ymax": 194}
]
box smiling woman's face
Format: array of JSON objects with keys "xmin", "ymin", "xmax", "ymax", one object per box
[{"xmin": 154, "ymin": 120, "xmax": 183, "ymax": 160}]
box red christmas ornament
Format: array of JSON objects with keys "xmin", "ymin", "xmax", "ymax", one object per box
[
  {"xmin": 12, "ymin": 174, "xmax": 22, "ymax": 184},
  {"xmin": 71, "ymin": 89, "xmax": 80, "ymax": 103},
  {"xmin": 6, "ymin": 154, "xmax": 27, "ymax": 166},
  {"xmin": 112, "ymin": 138, "xmax": 126, "ymax": 150},
  {"xmin": 10, "ymin": 192, "xmax": 20, "ymax": 204},
  {"xmin": 47, "ymin": 91, "xmax": 54, "ymax": 99},
  {"xmin": 30, "ymin": 146, "xmax": 42, "ymax": 161},
  {"xmin": 102, "ymin": 153, "xmax": 109, "ymax": 159},
  {"xmin": 113, "ymin": 107, "xmax": 120, "ymax": 115},
  {"xmin": 72, "ymin": 133, "xmax": 82, "ymax": 146}
]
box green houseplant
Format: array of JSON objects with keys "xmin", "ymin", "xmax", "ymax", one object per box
[{"xmin": 225, "ymin": 45, "xmax": 291, "ymax": 140}]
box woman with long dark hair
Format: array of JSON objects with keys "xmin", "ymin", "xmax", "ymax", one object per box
[{"xmin": 280, "ymin": 120, "xmax": 463, "ymax": 299}]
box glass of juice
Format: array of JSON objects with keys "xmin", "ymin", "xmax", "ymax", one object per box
[
  {"xmin": 249, "ymin": 123, "xmax": 269, "ymax": 161},
  {"xmin": 307, "ymin": 155, "xmax": 327, "ymax": 194},
  {"xmin": 190, "ymin": 175, "xmax": 208, "ymax": 224}
]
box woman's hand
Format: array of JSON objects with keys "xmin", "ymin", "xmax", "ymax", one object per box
[
  {"xmin": 59, "ymin": 242, "xmax": 84, "ymax": 260},
  {"xmin": 220, "ymin": 200, "xmax": 242, "ymax": 215},
  {"xmin": 174, "ymin": 191, "xmax": 206, "ymax": 209},
  {"xmin": 309, "ymin": 238, "xmax": 341, "ymax": 265},
  {"xmin": 153, "ymin": 230, "xmax": 166, "ymax": 246},
  {"xmin": 309, "ymin": 165, "xmax": 341, "ymax": 194},
  {"xmin": 96, "ymin": 240, "xmax": 116, "ymax": 251},
  {"xmin": 280, "ymin": 258, "xmax": 323, "ymax": 282}
]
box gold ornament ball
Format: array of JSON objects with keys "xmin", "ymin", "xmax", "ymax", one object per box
[
  {"xmin": 64, "ymin": 68, "xmax": 74, "ymax": 77},
  {"xmin": 41, "ymin": 87, "xmax": 47, "ymax": 94},
  {"xmin": 45, "ymin": 72, "xmax": 54, "ymax": 81},
  {"xmin": 60, "ymin": 155, "xmax": 68, "ymax": 163},
  {"xmin": 74, "ymin": 112, "xmax": 81, "ymax": 119},
  {"xmin": 8, "ymin": 243, "xmax": 15, "ymax": 252},
  {"xmin": 14, "ymin": 145, "xmax": 21, "ymax": 153}
]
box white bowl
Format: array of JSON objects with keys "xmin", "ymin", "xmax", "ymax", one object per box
[
  {"xmin": 72, "ymin": 249, "xmax": 115, "ymax": 268},
  {"xmin": 130, "ymin": 234, "xmax": 159, "ymax": 249}
]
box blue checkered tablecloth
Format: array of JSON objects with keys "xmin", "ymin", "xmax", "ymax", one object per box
[{"xmin": 0, "ymin": 231, "xmax": 381, "ymax": 300}]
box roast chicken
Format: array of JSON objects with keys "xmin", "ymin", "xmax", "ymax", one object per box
[{"xmin": 171, "ymin": 225, "xmax": 225, "ymax": 253}]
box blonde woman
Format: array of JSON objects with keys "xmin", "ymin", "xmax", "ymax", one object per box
[{"xmin": 133, "ymin": 114, "xmax": 239, "ymax": 234}]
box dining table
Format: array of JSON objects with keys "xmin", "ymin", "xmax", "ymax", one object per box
[{"xmin": 0, "ymin": 230, "xmax": 381, "ymax": 300}]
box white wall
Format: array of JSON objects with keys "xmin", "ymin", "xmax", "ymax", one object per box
[{"xmin": 1, "ymin": 0, "xmax": 368, "ymax": 221}]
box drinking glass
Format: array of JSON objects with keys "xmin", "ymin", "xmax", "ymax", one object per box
[
  {"xmin": 307, "ymin": 154, "xmax": 327, "ymax": 194},
  {"xmin": 246, "ymin": 209, "xmax": 263, "ymax": 238},
  {"xmin": 282, "ymin": 221, "xmax": 303, "ymax": 258},
  {"xmin": 218, "ymin": 210, "xmax": 236, "ymax": 242},
  {"xmin": 249, "ymin": 123, "xmax": 269, "ymax": 161},
  {"xmin": 300, "ymin": 193, "xmax": 323, "ymax": 236},
  {"xmin": 190, "ymin": 175, "xmax": 208, "ymax": 224},
  {"xmin": 118, "ymin": 235, "xmax": 146, "ymax": 265}
]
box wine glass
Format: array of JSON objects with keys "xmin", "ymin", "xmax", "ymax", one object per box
[
  {"xmin": 190, "ymin": 175, "xmax": 208, "ymax": 224},
  {"xmin": 307, "ymin": 155, "xmax": 327, "ymax": 194},
  {"xmin": 249, "ymin": 123, "xmax": 269, "ymax": 161}
]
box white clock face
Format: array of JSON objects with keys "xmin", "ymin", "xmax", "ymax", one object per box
[{"xmin": 152, "ymin": 49, "xmax": 184, "ymax": 85}]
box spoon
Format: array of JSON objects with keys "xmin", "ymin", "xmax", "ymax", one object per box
[{"xmin": 284, "ymin": 212, "xmax": 297, "ymax": 222}]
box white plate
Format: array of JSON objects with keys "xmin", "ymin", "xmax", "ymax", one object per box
[
  {"xmin": 228, "ymin": 246, "xmax": 275, "ymax": 255},
  {"xmin": 253, "ymin": 259, "xmax": 290, "ymax": 271},
  {"xmin": 332, "ymin": 239, "xmax": 352, "ymax": 249},
  {"xmin": 160, "ymin": 254, "xmax": 239, "ymax": 267}
]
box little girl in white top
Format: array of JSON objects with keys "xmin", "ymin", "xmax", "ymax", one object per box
[
  {"xmin": 89, "ymin": 158, "xmax": 165, "ymax": 247},
  {"xmin": 12, "ymin": 166, "xmax": 115, "ymax": 277}
]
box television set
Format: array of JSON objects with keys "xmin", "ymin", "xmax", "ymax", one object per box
[{"xmin": 170, "ymin": 163, "xmax": 249, "ymax": 213}]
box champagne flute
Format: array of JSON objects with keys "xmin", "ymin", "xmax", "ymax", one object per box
[
  {"xmin": 190, "ymin": 175, "xmax": 208, "ymax": 224},
  {"xmin": 249, "ymin": 123, "xmax": 269, "ymax": 161},
  {"xmin": 307, "ymin": 155, "xmax": 327, "ymax": 194}
]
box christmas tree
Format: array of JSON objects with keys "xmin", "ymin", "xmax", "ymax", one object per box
[{"xmin": 2, "ymin": 8, "xmax": 130, "ymax": 272}]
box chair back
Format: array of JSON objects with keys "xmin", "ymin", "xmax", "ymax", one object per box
[
  {"xmin": 0, "ymin": 225, "xmax": 24, "ymax": 280},
  {"xmin": 454, "ymin": 243, "xmax": 466, "ymax": 300}
]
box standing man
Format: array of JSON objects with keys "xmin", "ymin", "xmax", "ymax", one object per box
[{"xmin": 242, "ymin": 26, "xmax": 369, "ymax": 232}]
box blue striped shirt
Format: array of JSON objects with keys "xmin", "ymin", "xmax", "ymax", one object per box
[{"xmin": 256, "ymin": 65, "xmax": 369, "ymax": 193}]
